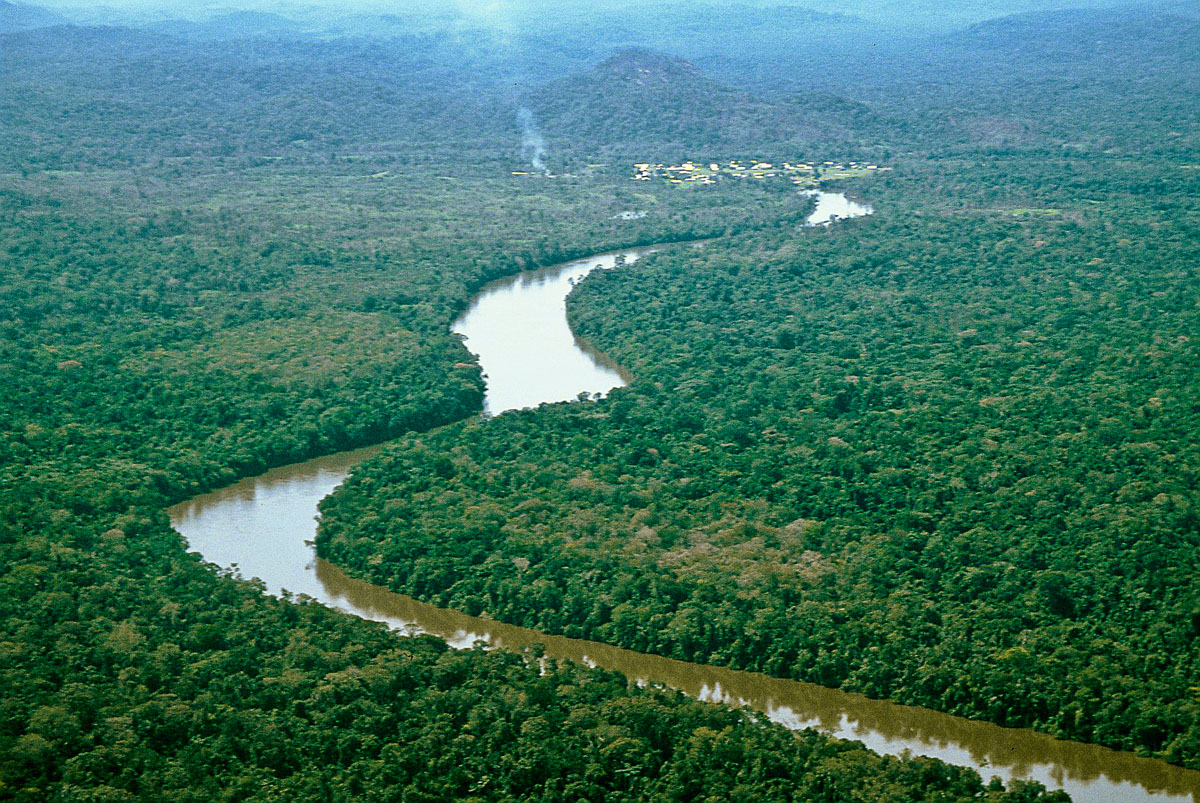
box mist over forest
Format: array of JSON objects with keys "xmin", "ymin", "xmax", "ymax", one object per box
[{"xmin": 20, "ymin": 0, "xmax": 1200, "ymax": 27}]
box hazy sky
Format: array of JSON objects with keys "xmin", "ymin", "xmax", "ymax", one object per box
[{"xmin": 27, "ymin": 0, "xmax": 1134, "ymax": 14}]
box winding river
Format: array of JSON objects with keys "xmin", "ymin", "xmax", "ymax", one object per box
[{"xmin": 170, "ymin": 193, "xmax": 1200, "ymax": 803}]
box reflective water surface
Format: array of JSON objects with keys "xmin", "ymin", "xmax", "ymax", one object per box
[
  {"xmin": 453, "ymin": 249, "xmax": 646, "ymax": 415},
  {"xmin": 169, "ymin": 449, "xmax": 1200, "ymax": 803},
  {"xmin": 802, "ymin": 188, "xmax": 873, "ymax": 225},
  {"xmin": 170, "ymin": 194, "xmax": 1199, "ymax": 802},
  {"xmin": 452, "ymin": 190, "xmax": 872, "ymax": 416}
]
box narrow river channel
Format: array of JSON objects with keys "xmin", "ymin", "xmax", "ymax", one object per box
[{"xmin": 170, "ymin": 193, "xmax": 1200, "ymax": 803}]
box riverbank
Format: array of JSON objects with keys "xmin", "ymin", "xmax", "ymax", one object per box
[
  {"xmin": 172, "ymin": 445, "xmax": 1200, "ymax": 801},
  {"xmin": 174, "ymin": 194, "xmax": 1200, "ymax": 801}
]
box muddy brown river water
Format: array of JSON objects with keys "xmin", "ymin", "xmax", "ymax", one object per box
[{"xmin": 170, "ymin": 194, "xmax": 1200, "ymax": 802}]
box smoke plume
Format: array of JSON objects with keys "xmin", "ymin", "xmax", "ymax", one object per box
[{"xmin": 517, "ymin": 107, "xmax": 548, "ymax": 174}]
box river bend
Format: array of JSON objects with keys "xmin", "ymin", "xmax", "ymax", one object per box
[{"xmin": 171, "ymin": 194, "xmax": 1200, "ymax": 803}]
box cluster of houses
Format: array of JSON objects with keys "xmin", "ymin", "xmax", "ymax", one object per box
[{"xmin": 631, "ymin": 159, "xmax": 889, "ymax": 186}]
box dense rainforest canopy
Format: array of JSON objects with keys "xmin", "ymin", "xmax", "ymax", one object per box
[
  {"xmin": 322, "ymin": 183, "xmax": 1200, "ymax": 764},
  {"xmin": 2, "ymin": 2, "xmax": 1197, "ymax": 799}
]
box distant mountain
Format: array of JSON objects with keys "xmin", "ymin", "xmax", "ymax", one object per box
[
  {"xmin": 592, "ymin": 48, "xmax": 703, "ymax": 85},
  {"xmin": 0, "ymin": 24, "xmax": 513, "ymax": 170},
  {"xmin": 956, "ymin": 6, "xmax": 1200, "ymax": 55},
  {"xmin": 529, "ymin": 48, "xmax": 879, "ymax": 158},
  {"xmin": 519, "ymin": 3, "xmax": 881, "ymax": 81},
  {"xmin": 148, "ymin": 10, "xmax": 314, "ymax": 41},
  {"xmin": 879, "ymin": 5, "xmax": 1200, "ymax": 150},
  {"xmin": 770, "ymin": 0, "xmax": 1180, "ymax": 30},
  {"xmin": 0, "ymin": 1, "xmax": 66, "ymax": 33}
]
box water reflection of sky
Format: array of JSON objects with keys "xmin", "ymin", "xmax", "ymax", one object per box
[
  {"xmin": 802, "ymin": 189, "xmax": 873, "ymax": 226},
  {"xmin": 453, "ymin": 250, "xmax": 645, "ymax": 416}
]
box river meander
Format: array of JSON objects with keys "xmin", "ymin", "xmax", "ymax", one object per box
[
  {"xmin": 170, "ymin": 194, "xmax": 1200, "ymax": 803},
  {"xmin": 452, "ymin": 248, "xmax": 643, "ymax": 416}
]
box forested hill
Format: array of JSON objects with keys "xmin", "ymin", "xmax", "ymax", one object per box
[
  {"xmin": 942, "ymin": 6, "xmax": 1200, "ymax": 133},
  {"xmin": 956, "ymin": 7, "xmax": 1200, "ymax": 54},
  {"xmin": 149, "ymin": 10, "xmax": 313, "ymax": 40},
  {"xmin": 0, "ymin": 26, "xmax": 513, "ymax": 171},
  {"xmin": 0, "ymin": 27, "xmax": 886, "ymax": 175},
  {"xmin": 530, "ymin": 48, "xmax": 878, "ymax": 160},
  {"xmin": 812, "ymin": 0, "xmax": 1194, "ymax": 28},
  {"xmin": 714, "ymin": 6, "xmax": 1200, "ymax": 153},
  {"xmin": 0, "ymin": 1, "xmax": 65, "ymax": 33}
]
